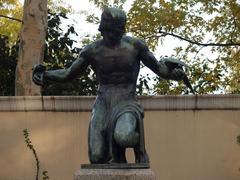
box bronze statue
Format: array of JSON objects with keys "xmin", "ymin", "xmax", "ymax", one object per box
[{"xmin": 33, "ymin": 7, "xmax": 187, "ymax": 164}]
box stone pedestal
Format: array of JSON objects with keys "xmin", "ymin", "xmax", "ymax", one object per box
[{"xmin": 74, "ymin": 168, "xmax": 156, "ymax": 180}]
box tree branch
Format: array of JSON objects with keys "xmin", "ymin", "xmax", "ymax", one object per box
[
  {"xmin": 145, "ymin": 30, "xmax": 240, "ymax": 47},
  {"xmin": 0, "ymin": 14, "xmax": 22, "ymax": 23}
]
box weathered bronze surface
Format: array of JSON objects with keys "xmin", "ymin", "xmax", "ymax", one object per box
[{"xmin": 33, "ymin": 7, "xmax": 186, "ymax": 165}]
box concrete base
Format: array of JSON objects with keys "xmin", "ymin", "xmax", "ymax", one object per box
[{"xmin": 74, "ymin": 168, "xmax": 156, "ymax": 180}]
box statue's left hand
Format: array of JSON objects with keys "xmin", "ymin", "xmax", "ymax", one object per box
[
  {"xmin": 162, "ymin": 57, "xmax": 187, "ymax": 81},
  {"xmin": 162, "ymin": 57, "xmax": 195, "ymax": 94},
  {"xmin": 170, "ymin": 67, "xmax": 185, "ymax": 81}
]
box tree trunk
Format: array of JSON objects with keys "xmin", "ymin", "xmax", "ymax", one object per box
[{"xmin": 15, "ymin": 0, "xmax": 47, "ymax": 95}]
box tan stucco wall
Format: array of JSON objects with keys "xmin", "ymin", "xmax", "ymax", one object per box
[{"xmin": 0, "ymin": 95, "xmax": 240, "ymax": 180}]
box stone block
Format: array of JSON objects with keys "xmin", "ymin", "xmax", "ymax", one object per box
[{"xmin": 74, "ymin": 168, "xmax": 156, "ymax": 180}]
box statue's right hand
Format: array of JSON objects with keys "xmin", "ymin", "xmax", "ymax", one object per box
[{"xmin": 32, "ymin": 64, "xmax": 46, "ymax": 86}]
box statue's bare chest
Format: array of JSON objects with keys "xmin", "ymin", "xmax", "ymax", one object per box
[{"xmin": 93, "ymin": 45, "xmax": 138, "ymax": 74}]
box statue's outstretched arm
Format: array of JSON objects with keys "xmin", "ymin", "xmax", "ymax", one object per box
[
  {"xmin": 32, "ymin": 44, "xmax": 92, "ymax": 86},
  {"xmin": 138, "ymin": 39, "xmax": 195, "ymax": 94},
  {"xmin": 137, "ymin": 39, "xmax": 184, "ymax": 80},
  {"xmin": 32, "ymin": 56, "xmax": 89, "ymax": 86}
]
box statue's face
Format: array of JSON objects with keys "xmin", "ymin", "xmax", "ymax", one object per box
[
  {"xmin": 99, "ymin": 7, "xmax": 126, "ymax": 45},
  {"xmin": 102, "ymin": 23, "xmax": 125, "ymax": 44}
]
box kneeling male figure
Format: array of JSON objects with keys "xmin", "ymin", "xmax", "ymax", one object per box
[{"xmin": 33, "ymin": 7, "xmax": 185, "ymax": 164}]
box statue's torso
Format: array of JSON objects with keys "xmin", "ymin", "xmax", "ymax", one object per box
[{"xmin": 88, "ymin": 37, "xmax": 141, "ymax": 87}]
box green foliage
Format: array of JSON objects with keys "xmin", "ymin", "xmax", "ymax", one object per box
[
  {"xmin": 0, "ymin": 0, "xmax": 22, "ymax": 44},
  {"xmin": 127, "ymin": 0, "xmax": 186, "ymax": 50},
  {"xmin": 0, "ymin": 10, "xmax": 98, "ymax": 96},
  {"xmin": 42, "ymin": 11, "xmax": 98, "ymax": 95},
  {"xmin": 2, "ymin": 0, "xmax": 240, "ymax": 95},
  {"xmin": 126, "ymin": 0, "xmax": 240, "ymax": 94},
  {"xmin": 136, "ymin": 74, "xmax": 151, "ymax": 95},
  {"xmin": 0, "ymin": 35, "xmax": 18, "ymax": 95},
  {"xmin": 48, "ymin": 0, "xmax": 72, "ymax": 14},
  {"xmin": 23, "ymin": 129, "xmax": 49, "ymax": 180},
  {"xmin": 0, "ymin": 0, "xmax": 73, "ymax": 44}
]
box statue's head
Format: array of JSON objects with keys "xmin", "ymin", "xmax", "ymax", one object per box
[{"xmin": 99, "ymin": 7, "xmax": 127, "ymax": 44}]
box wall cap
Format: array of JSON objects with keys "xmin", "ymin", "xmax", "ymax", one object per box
[{"xmin": 0, "ymin": 95, "xmax": 239, "ymax": 111}]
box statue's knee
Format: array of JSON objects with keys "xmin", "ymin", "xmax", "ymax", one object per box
[
  {"xmin": 114, "ymin": 113, "xmax": 139, "ymax": 147},
  {"xmin": 114, "ymin": 130, "xmax": 137, "ymax": 147}
]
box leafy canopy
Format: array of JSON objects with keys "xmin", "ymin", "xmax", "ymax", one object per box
[
  {"xmin": 42, "ymin": 11, "xmax": 98, "ymax": 95},
  {"xmin": 2, "ymin": 0, "xmax": 240, "ymax": 95},
  {"xmin": 0, "ymin": 0, "xmax": 72, "ymax": 43},
  {"xmin": 0, "ymin": 0, "xmax": 22, "ymax": 43},
  {"xmin": 129, "ymin": 0, "xmax": 240, "ymax": 94},
  {"xmin": 90, "ymin": 0, "xmax": 240, "ymax": 94}
]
